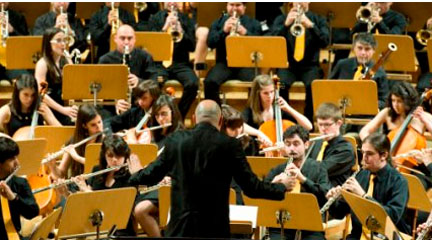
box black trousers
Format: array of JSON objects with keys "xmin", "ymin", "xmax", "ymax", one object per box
[
  {"xmin": 204, "ymin": 62, "xmax": 255, "ymax": 105},
  {"xmin": 159, "ymin": 62, "xmax": 199, "ymax": 119},
  {"xmin": 277, "ymin": 66, "xmax": 323, "ymax": 122}
]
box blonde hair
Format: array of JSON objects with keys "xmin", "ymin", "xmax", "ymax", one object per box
[{"xmin": 248, "ymin": 75, "xmax": 273, "ymax": 125}]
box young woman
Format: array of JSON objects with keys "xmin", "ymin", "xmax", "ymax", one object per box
[
  {"xmin": 242, "ymin": 74, "xmax": 313, "ymax": 147},
  {"xmin": 0, "ymin": 74, "xmax": 60, "ymax": 137},
  {"xmin": 74, "ymin": 135, "xmax": 163, "ymax": 237},
  {"xmin": 48, "ymin": 104, "xmax": 104, "ymax": 180},
  {"xmin": 34, "ymin": 27, "xmax": 76, "ymax": 125}
]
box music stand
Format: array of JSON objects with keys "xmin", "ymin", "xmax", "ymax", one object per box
[
  {"xmin": 341, "ymin": 190, "xmax": 404, "ymax": 240},
  {"xmin": 392, "ymin": 3, "xmax": 432, "ymax": 32},
  {"xmin": 9, "ymin": 3, "xmax": 50, "ymax": 30},
  {"xmin": 57, "ymin": 187, "xmax": 136, "ymax": 240},
  {"xmin": 243, "ymin": 193, "xmax": 324, "ymax": 239},
  {"xmin": 5, "ymin": 36, "xmax": 42, "ymax": 69},
  {"xmin": 226, "ymin": 36, "xmax": 288, "ymax": 76},
  {"xmin": 15, "ymin": 139, "xmax": 47, "ymax": 176},
  {"xmin": 34, "ymin": 126, "xmax": 75, "ymax": 156},
  {"xmin": 76, "ymin": 3, "xmax": 135, "ymax": 20},
  {"xmin": 196, "ymin": 3, "xmax": 256, "ymax": 28},
  {"xmin": 426, "ymin": 40, "xmax": 432, "ymax": 72},
  {"xmin": 110, "ymin": 32, "xmax": 173, "ymax": 62},
  {"xmin": 84, "ymin": 143, "xmax": 158, "ymax": 174},
  {"xmin": 312, "ymin": 80, "xmax": 379, "ymax": 125},
  {"xmin": 373, "ymin": 34, "xmax": 416, "ymax": 73},
  {"xmin": 246, "ymin": 156, "xmax": 287, "ymax": 180},
  {"xmin": 62, "ymin": 64, "xmax": 128, "ymax": 106}
]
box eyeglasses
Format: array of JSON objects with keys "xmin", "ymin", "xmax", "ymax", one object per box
[
  {"xmin": 155, "ymin": 110, "xmax": 171, "ymax": 118},
  {"xmin": 50, "ymin": 38, "xmax": 67, "ymax": 44},
  {"xmin": 317, "ymin": 122, "xmax": 336, "ymax": 128}
]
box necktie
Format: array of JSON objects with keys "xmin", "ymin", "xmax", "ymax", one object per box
[
  {"xmin": 362, "ymin": 174, "xmax": 376, "ymax": 238},
  {"xmin": 292, "ymin": 179, "xmax": 301, "ymax": 193},
  {"xmin": 353, "ymin": 65, "xmax": 363, "ymax": 81},
  {"xmin": 316, "ymin": 141, "xmax": 328, "ymax": 162},
  {"xmin": 293, "ymin": 32, "xmax": 305, "ymax": 62},
  {"xmin": 1, "ymin": 196, "xmax": 20, "ymax": 240}
]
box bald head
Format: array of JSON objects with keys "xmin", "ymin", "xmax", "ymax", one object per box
[
  {"xmin": 195, "ymin": 100, "xmax": 222, "ymax": 128},
  {"xmin": 114, "ymin": 24, "xmax": 136, "ymax": 53}
]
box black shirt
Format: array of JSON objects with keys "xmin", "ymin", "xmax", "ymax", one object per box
[
  {"xmin": 108, "ymin": 106, "xmax": 149, "ymax": 133},
  {"xmin": 98, "ymin": 48, "xmax": 158, "ymax": 81},
  {"xmin": 208, "ymin": 14, "xmax": 262, "ymax": 63},
  {"xmin": 329, "ymin": 57, "xmax": 389, "ymax": 110},
  {"xmin": 352, "ymin": 9, "xmax": 407, "ymax": 35},
  {"xmin": 8, "ymin": 9, "xmax": 29, "ymax": 36},
  {"xmin": 270, "ymin": 11, "xmax": 330, "ymax": 68}
]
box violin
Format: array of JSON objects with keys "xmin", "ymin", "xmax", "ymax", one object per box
[
  {"xmin": 258, "ymin": 75, "xmax": 294, "ymax": 157},
  {"xmin": 388, "ymin": 89, "xmax": 432, "ymax": 173}
]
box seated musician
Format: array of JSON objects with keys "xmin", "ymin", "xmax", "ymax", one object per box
[
  {"xmin": 416, "ymin": 214, "xmax": 432, "ymax": 239},
  {"xmin": 415, "ymin": 16, "xmax": 432, "ymax": 96},
  {"xmin": 242, "ymin": 75, "xmax": 313, "ymax": 148},
  {"xmin": 204, "ymin": 2, "xmax": 261, "ymax": 105},
  {"xmin": 351, "ymin": 2, "xmax": 406, "ymax": 35},
  {"xmin": 73, "ymin": 134, "xmax": 164, "ymax": 237},
  {"xmin": 265, "ymin": 125, "xmax": 331, "ymax": 239},
  {"xmin": 270, "ymin": 2, "xmax": 329, "ymax": 121},
  {"xmin": 329, "ymin": 32, "xmax": 389, "ymax": 109},
  {"xmin": 89, "ymin": 2, "xmax": 136, "ymax": 62},
  {"xmin": 0, "ymin": 74, "xmax": 60, "ymax": 137},
  {"xmin": 47, "ymin": 104, "xmax": 104, "ymax": 181},
  {"xmin": 0, "ymin": 137, "xmax": 39, "ymax": 239},
  {"xmin": 135, "ymin": 3, "xmax": 160, "ymax": 31},
  {"xmin": 326, "ymin": 133, "xmax": 411, "ymax": 239},
  {"xmin": 149, "ymin": 2, "xmax": 199, "ymax": 119},
  {"xmin": 33, "ymin": 2, "xmax": 86, "ymax": 51},
  {"xmin": 99, "ymin": 24, "xmax": 158, "ymax": 115},
  {"xmin": 309, "ymin": 103, "xmax": 355, "ymax": 187}
]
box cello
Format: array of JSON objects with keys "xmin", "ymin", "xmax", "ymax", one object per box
[{"xmin": 259, "ymin": 75, "xmax": 294, "ymax": 157}]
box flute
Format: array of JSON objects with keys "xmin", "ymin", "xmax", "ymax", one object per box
[
  {"xmin": 417, "ymin": 212, "xmax": 432, "ymax": 240},
  {"xmin": 139, "ymin": 182, "xmax": 171, "ymax": 195},
  {"xmin": 259, "ymin": 133, "xmax": 336, "ymax": 155},
  {"xmin": 4, "ymin": 166, "xmax": 21, "ymax": 184},
  {"xmin": 136, "ymin": 123, "xmax": 172, "ymax": 134}
]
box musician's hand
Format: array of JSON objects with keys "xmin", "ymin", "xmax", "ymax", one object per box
[
  {"xmin": 413, "ymin": 106, "xmax": 431, "ymax": 124},
  {"xmin": 420, "ymin": 148, "xmax": 432, "ymax": 166},
  {"xmin": 160, "ymin": 176, "xmax": 171, "ymax": 185},
  {"xmin": 223, "ymin": 17, "xmax": 236, "ymax": 33},
  {"xmin": 0, "ymin": 181, "xmax": 16, "ymax": 200},
  {"xmin": 108, "ymin": 9, "xmax": 119, "ymax": 26},
  {"xmin": 38, "ymin": 103, "xmax": 54, "ymax": 119},
  {"xmin": 257, "ymin": 131, "xmax": 272, "ymax": 148},
  {"xmin": 286, "ymin": 165, "xmax": 306, "ymax": 183},
  {"xmin": 54, "ymin": 178, "xmax": 71, "ymax": 197},
  {"xmin": 72, "ymin": 176, "xmax": 91, "ymax": 192},
  {"xmin": 284, "ymin": 9, "xmax": 297, "ymax": 27},
  {"xmin": 417, "ymin": 222, "xmax": 429, "ymax": 234},
  {"xmin": 128, "ymin": 73, "xmax": 139, "ymax": 89},
  {"xmin": 277, "ymin": 97, "xmax": 290, "ymax": 112},
  {"xmin": 427, "ymin": 17, "xmax": 432, "ymax": 29},
  {"xmin": 62, "ymin": 105, "xmax": 78, "ymax": 119},
  {"xmin": 237, "ymin": 24, "xmax": 247, "ymax": 35},
  {"xmin": 326, "ymin": 186, "xmax": 342, "ymax": 199},
  {"xmin": 300, "ymin": 15, "xmax": 314, "ymax": 28},
  {"xmin": 55, "ymin": 13, "xmax": 68, "ymax": 29},
  {"xmin": 127, "ymin": 153, "xmax": 143, "ymax": 175},
  {"xmin": 344, "ymin": 177, "xmax": 365, "ymax": 197},
  {"xmin": 370, "ymin": 14, "xmax": 382, "ymax": 24},
  {"xmin": 63, "ymin": 145, "xmax": 84, "ymax": 164},
  {"xmin": 116, "ymin": 99, "xmax": 131, "ymax": 115}
]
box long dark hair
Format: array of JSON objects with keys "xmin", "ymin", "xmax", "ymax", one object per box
[
  {"xmin": 387, "ymin": 81, "xmax": 418, "ymax": 122},
  {"xmin": 9, "ymin": 74, "xmax": 39, "ymax": 118},
  {"xmin": 41, "ymin": 28, "xmax": 65, "ymax": 85},
  {"xmin": 363, "ymin": 132, "xmax": 392, "ymax": 165},
  {"xmin": 95, "ymin": 134, "xmax": 130, "ymax": 182},
  {"xmin": 150, "ymin": 94, "xmax": 184, "ymax": 143}
]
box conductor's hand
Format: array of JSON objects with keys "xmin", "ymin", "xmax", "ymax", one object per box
[
  {"xmin": 128, "ymin": 73, "xmax": 139, "ymax": 89},
  {"xmin": 326, "ymin": 186, "xmax": 342, "ymax": 199},
  {"xmin": 116, "ymin": 99, "xmax": 131, "ymax": 115},
  {"xmin": 127, "ymin": 153, "xmax": 143, "ymax": 175},
  {"xmin": 0, "ymin": 181, "xmax": 16, "ymax": 200},
  {"xmin": 272, "ymin": 173, "xmax": 295, "ymax": 192}
]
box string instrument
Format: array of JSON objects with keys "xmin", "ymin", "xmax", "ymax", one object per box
[
  {"xmin": 258, "ymin": 75, "xmax": 294, "ymax": 157},
  {"xmin": 361, "ymin": 42, "xmax": 397, "ymax": 80},
  {"xmin": 388, "ymin": 89, "xmax": 432, "ymax": 173}
]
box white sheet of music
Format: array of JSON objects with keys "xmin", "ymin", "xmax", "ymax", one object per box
[{"xmin": 229, "ymin": 205, "xmax": 258, "ymax": 228}]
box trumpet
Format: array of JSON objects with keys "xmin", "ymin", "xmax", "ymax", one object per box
[
  {"xmin": 134, "ymin": 2, "xmax": 147, "ymax": 12},
  {"xmin": 63, "ymin": 48, "xmax": 81, "ymax": 64},
  {"xmin": 416, "ymin": 27, "xmax": 432, "ymax": 46},
  {"xmin": 59, "ymin": 6, "xmax": 75, "ymax": 47},
  {"xmin": 0, "ymin": 3, "xmax": 8, "ymax": 47},
  {"xmin": 111, "ymin": 2, "xmax": 120, "ymax": 35},
  {"xmin": 356, "ymin": 4, "xmax": 381, "ymax": 33},
  {"xmin": 167, "ymin": 5, "xmax": 183, "ymax": 43},
  {"xmin": 290, "ymin": 4, "xmax": 305, "ymax": 37},
  {"xmin": 229, "ymin": 10, "xmax": 240, "ymax": 36}
]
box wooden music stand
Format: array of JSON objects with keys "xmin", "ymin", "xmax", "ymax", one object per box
[
  {"xmin": 62, "ymin": 64, "xmax": 128, "ymax": 106},
  {"xmin": 312, "ymin": 80, "xmax": 379, "ymax": 125},
  {"xmin": 426, "ymin": 40, "xmax": 432, "ymax": 72},
  {"xmin": 15, "ymin": 139, "xmax": 47, "ymax": 176},
  {"xmin": 243, "ymin": 193, "xmax": 324, "ymax": 238},
  {"xmin": 28, "ymin": 207, "xmax": 62, "ymax": 240},
  {"xmin": 309, "ymin": 3, "xmax": 360, "ymax": 29},
  {"xmin": 392, "ymin": 3, "xmax": 432, "ymax": 32},
  {"xmin": 246, "ymin": 156, "xmax": 287, "ymax": 180},
  {"xmin": 57, "ymin": 187, "xmax": 136, "ymax": 239},
  {"xmin": 110, "ymin": 32, "xmax": 173, "ymax": 62},
  {"xmin": 226, "ymin": 36, "xmax": 288, "ymax": 76},
  {"xmin": 9, "ymin": 3, "xmax": 50, "ymax": 30},
  {"xmin": 34, "ymin": 126, "xmax": 75, "ymax": 156},
  {"xmin": 341, "ymin": 190, "xmax": 405, "ymax": 240},
  {"xmin": 196, "ymin": 3, "xmax": 256, "ymax": 28},
  {"xmin": 84, "ymin": 143, "xmax": 158, "ymax": 174},
  {"xmin": 5, "ymin": 36, "xmax": 42, "ymax": 69},
  {"xmin": 76, "ymin": 3, "xmax": 134, "ymax": 20}
]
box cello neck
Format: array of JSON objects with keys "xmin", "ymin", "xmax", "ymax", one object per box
[{"xmin": 272, "ymin": 75, "xmax": 283, "ymax": 143}]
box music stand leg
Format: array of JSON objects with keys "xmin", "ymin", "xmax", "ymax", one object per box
[
  {"xmin": 90, "ymin": 209, "xmax": 104, "ymax": 240},
  {"xmin": 90, "ymin": 82, "xmax": 102, "ymax": 107}
]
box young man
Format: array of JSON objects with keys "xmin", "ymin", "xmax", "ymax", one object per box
[
  {"xmin": 0, "ymin": 137, "xmax": 39, "ymax": 239},
  {"xmin": 326, "ymin": 133, "xmax": 410, "ymax": 239},
  {"xmin": 329, "ymin": 32, "xmax": 389, "ymax": 109},
  {"xmin": 270, "ymin": 2, "xmax": 329, "ymax": 122},
  {"xmin": 309, "ymin": 103, "xmax": 355, "ymax": 187},
  {"xmin": 265, "ymin": 125, "xmax": 331, "ymax": 239}
]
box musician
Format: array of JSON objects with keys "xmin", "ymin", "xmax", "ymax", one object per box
[
  {"xmin": 329, "ymin": 32, "xmax": 389, "ymax": 109},
  {"xmin": 204, "ymin": 2, "xmax": 261, "ymax": 105},
  {"xmin": 415, "ymin": 16, "xmax": 432, "ymax": 95},
  {"xmin": 109, "ymin": 80, "xmax": 161, "ymax": 133},
  {"xmin": 352, "ymin": 2, "xmax": 407, "ymax": 35},
  {"xmin": 149, "ymin": 2, "xmax": 199, "ymax": 119},
  {"xmin": 0, "ymin": 137, "xmax": 39, "ymax": 239},
  {"xmin": 0, "ymin": 74, "xmax": 60, "ymax": 137},
  {"xmin": 265, "ymin": 125, "xmax": 331, "ymax": 239},
  {"xmin": 35, "ymin": 28, "xmax": 76, "ymax": 126},
  {"xmin": 47, "ymin": 104, "xmax": 103, "ymax": 180},
  {"xmin": 33, "ymin": 2, "xmax": 86, "ymax": 51},
  {"xmin": 99, "ymin": 24, "xmax": 158, "ymax": 115},
  {"xmin": 326, "ymin": 133, "xmax": 411, "ymax": 238},
  {"xmin": 128, "ymin": 100, "xmax": 292, "ymax": 238},
  {"xmin": 135, "ymin": 3, "xmax": 160, "ymax": 31},
  {"xmin": 89, "ymin": 2, "xmax": 136, "ymax": 61},
  {"xmin": 242, "ymin": 75, "xmax": 313, "ymax": 148},
  {"xmin": 308, "ymin": 103, "xmax": 355, "ymax": 187},
  {"xmin": 270, "ymin": 2, "xmax": 329, "ymax": 122}
]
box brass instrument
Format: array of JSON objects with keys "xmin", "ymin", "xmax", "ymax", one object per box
[
  {"xmin": 290, "ymin": 4, "xmax": 305, "ymax": 37},
  {"xmin": 59, "ymin": 6, "xmax": 75, "ymax": 47},
  {"xmin": 111, "ymin": 2, "xmax": 120, "ymax": 35},
  {"xmin": 134, "ymin": 2, "xmax": 147, "ymax": 12},
  {"xmin": 0, "ymin": 3, "xmax": 8, "ymax": 47},
  {"xmin": 356, "ymin": 4, "xmax": 381, "ymax": 33},
  {"xmin": 416, "ymin": 26, "xmax": 432, "ymax": 46},
  {"xmin": 229, "ymin": 10, "xmax": 240, "ymax": 36},
  {"xmin": 63, "ymin": 49, "xmax": 81, "ymax": 64},
  {"xmin": 167, "ymin": 5, "xmax": 183, "ymax": 43}
]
